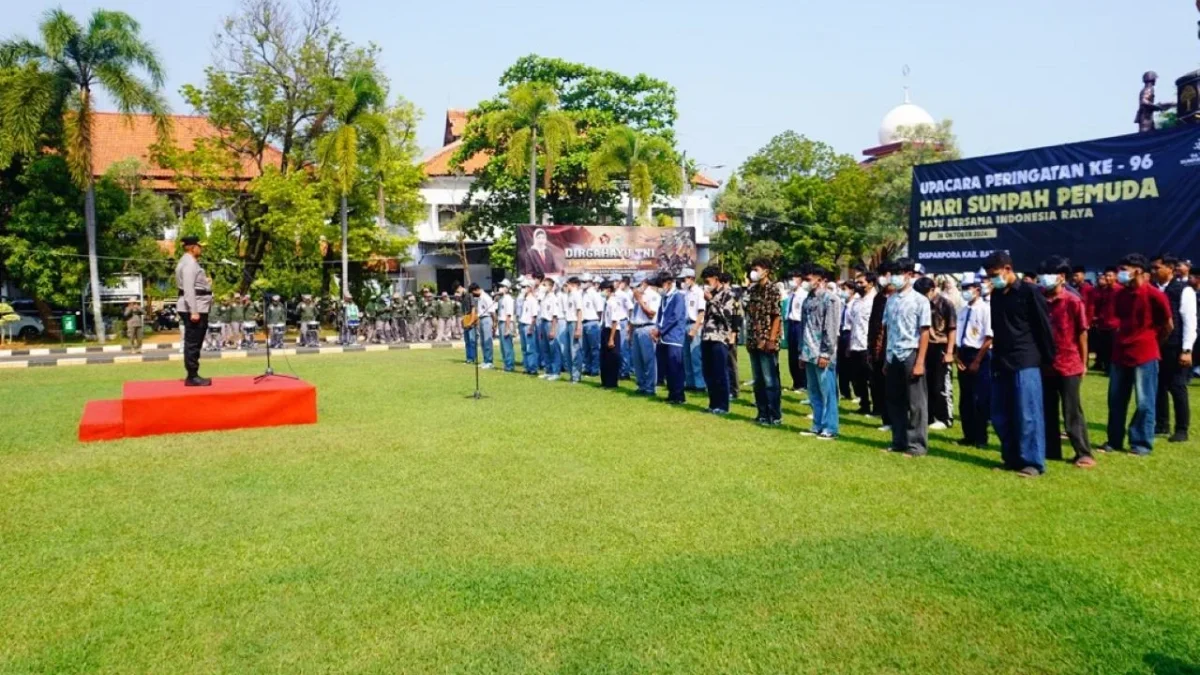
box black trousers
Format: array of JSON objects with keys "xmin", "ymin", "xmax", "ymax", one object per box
[
  {"xmin": 1043, "ymin": 373, "xmax": 1091, "ymax": 460},
  {"xmin": 847, "ymin": 350, "xmax": 871, "ymax": 412},
  {"xmin": 702, "ymin": 340, "xmax": 731, "ymax": 412},
  {"xmin": 600, "ymin": 327, "xmax": 621, "ymax": 388},
  {"xmin": 1092, "ymin": 329, "xmax": 1114, "ymax": 372},
  {"xmin": 786, "ymin": 320, "xmax": 806, "ymax": 390},
  {"xmin": 957, "ymin": 348, "xmax": 991, "ymax": 446},
  {"xmin": 870, "ymin": 354, "xmax": 890, "ymax": 423},
  {"xmin": 1156, "ymin": 345, "xmax": 1192, "ymax": 435},
  {"xmin": 727, "ymin": 343, "xmax": 740, "ymax": 397},
  {"xmin": 183, "ymin": 313, "xmax": 209, "ymax": 378},
  {"xmin": 837, "ymin": 331, "xmax": 853, "ymax": 398},
  {"xmin": 925, "ymin": 343, "xmax": 951, "ymax": 425}
]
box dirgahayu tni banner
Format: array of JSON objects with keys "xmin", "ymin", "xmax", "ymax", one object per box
[
  {"xmin": 516, "ymin": 225, "xmax": 696, "ymax": 278},
  {"xmin": 909, "ymin": 126, "xmax": 1200, "ymax": 272}
]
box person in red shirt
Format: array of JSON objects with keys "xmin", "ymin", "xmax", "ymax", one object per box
[
  {"xmin": 1101, "ymin": 253, "xmax": 1173, "ymax": 456},
  {"xmin": 1040, "ymin": 257, "xmax": 1094, "ymax": 468},
  {"xmin": 1070, "ymin": 266, "xmax": 1095, "ymax": 324},
  {"xmin": 1089, "ymin": 267, "xmax": 1122, "ymax": 372}
]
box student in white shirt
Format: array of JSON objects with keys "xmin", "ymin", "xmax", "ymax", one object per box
[
  {"xmin": 496, "ymin": 280, "xmax": 516, "ymax": 372},
  {"xmin": 560, "ymin": 277, "xmax": 585, "ymax": 383},
  {"xmin": 615, "ymin": 275, "xmax": 635, "ymax": 378},
  {"xmin": 847, "ymin": 272, "xmax": 877, "ymax": 415},
  {"xmin": 470, "ymin": 284, "xmax": 496, "ymax": 368},
  {"xmin": 628, "ymin": 271, "xmax": 662, "ymax": 395},
  {"xmin": 580, "ymin": 273, "xmax": 603, "ymax": 377},
  {"xmin": 955, "ymin": 273, "xmax": 994, "ymax": 448},
  {"xmin": 599, "ymin": 279, "xmax": 627, "ymax": 387},
  {"xmin": 537, "ymin": 278, "xmax": 563, "ymax": 380},
  {"xmin": 784, "ymin": 270, "xmax": 808, "ymax": 393},
  {"xmin": 681, "ymin": 268, "xmax": 707, "ymax": 391},
  {"xmin": 519, "ymin": 281, "xmax": 541, "ymax": 375}
]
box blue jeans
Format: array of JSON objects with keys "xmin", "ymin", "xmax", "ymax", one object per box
[
  {"xmin": 1108, "ymin": 360, "xmax": 1159, "ymax": 453},
  {"xmin": 464, "ymin": 325, "xmax": 477, "ymax": 363},
  {"xmin": 521, "ymin": 323, "xmax": 538, "ymax": 373},
  {"xmin": 620, "ymin": 320, "xmax": 632, "ymax": 377},
  {"xmin": 748, "ymin": 348, "xmax": 782, "ymax": 423},
  {"xmin": 631, "ymin": 325, "xmax": 658, "ymax": 394},
  {"xmin": 702, "ymin": 340, "xmax": 730, "ymax": 412},
  {"xmin": 581, "ymin": 321, "xmax": 601, "ymax": 375},
  {"xmin": 991, "ymin": 366, "xmax": 1046, "ymax": 473},
  {"xmin": 560, "ymin": 320, "xmax": 580, "ymax": 382},
  {"xmin": 478, "ymin": 316, "xmax": 494, "ymax": 365},
  {"xmin": 660, "ymin": 343, "xmax": 685, "ymax": 402},
  {"xmin": 538, "ymin": 319, "xmax": 561, "ymax": 376},
  {"xmin": 684, "ymin": 325, "xmax": 706, "ymax": 390},
  {"xmin": 806, "ymin": 361, "xmax": 840, "ymax": 436},
  {"xmin": 498, "ymin": 319, "xmax": 515, "ymax": 371}
]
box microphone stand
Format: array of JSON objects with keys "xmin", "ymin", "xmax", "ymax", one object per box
[{"xmin": 255, "ymin": 295, "xmax": 298, "ymax": 383}]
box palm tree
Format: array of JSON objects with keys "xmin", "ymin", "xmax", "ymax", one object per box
[
  {"xmin": 315, "ymin": 70, "xmax": 387, "ymax": 297},
  {"xmin": 483, "ymin": 82, "xmax": 574, "ymax": 226},
  {"xmin": 2, "ymin": 9, "xmax": 167, "ymax": 343},
  {"xmin": 588, "ymin": 126, "xmax": 682, "ymax": 225}
]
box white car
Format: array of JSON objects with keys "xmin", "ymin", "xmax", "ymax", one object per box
[{"xmin": 3, "ymin": 314, "xmax": 45, "ymax": 340}]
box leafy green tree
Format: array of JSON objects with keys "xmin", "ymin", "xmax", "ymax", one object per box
[
  {"xmin": 2, "ymin": 8, "xmax": 168, "ymax": 342},
  {"xmin": 455, "ymin": 55, "xmax": 679, "ymax": 239},
  {"xmin": 588, "ymin": 125, "xmax": 681, "ymax": 225},
  {"xmin": 480, "ymin": 82, "xmax": 574, "ymax": 226},
  {"xmin": 316, "ymin": 69, "xmax": 386, "ymax": 295}
]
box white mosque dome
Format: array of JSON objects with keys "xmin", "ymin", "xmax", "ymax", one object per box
[{"xmin": 878, "ymin": 94, "xmax": 936, "ymax": 145}]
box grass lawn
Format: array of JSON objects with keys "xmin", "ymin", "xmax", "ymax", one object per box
[{"xmin": 2, "ymin": 350, "xmax": 1200, "ymax": 673}]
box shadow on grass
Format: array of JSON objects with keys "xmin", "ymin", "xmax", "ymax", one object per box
[{"xmin": 1145, "ymin": 654, "xmax": 1200, "ymax": 675}]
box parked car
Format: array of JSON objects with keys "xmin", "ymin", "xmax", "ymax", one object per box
[{"xmin": 4, "ymin": 313, "xmax": 45, "ymax": 340}]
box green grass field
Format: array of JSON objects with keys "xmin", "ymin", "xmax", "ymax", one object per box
[{"xmin": 2, "ymin": 350, "xmax": 1200, "ymax": 673}]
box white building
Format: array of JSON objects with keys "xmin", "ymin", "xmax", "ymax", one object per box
[{"xmin": 398, "ymin": 110, "xmax": 723, "ymax": 293}]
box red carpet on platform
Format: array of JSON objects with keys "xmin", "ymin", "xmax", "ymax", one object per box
[{"xmin": 79, "ymin": 376, "xmax": 317, "ymax": 442}]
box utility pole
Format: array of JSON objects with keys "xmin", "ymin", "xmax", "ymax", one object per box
[{"xmin": 680, "ymin": 150, "xmax": 689, "ymax": 229}]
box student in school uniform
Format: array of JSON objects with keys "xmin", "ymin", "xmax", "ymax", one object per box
[
  {"xmin": 628, "ymin": 272, "xmax": 661, "ymax": 395},
  {"xmin": 882, "ymin": 258, "xmax": 933, "ymax": 457},
  {"xmin": 537, "ymin": 277, "xmax": 564, "ymax": 381},
  {"xmin": 496, "ymin": 280, "xmax": 516, "ymax": 372},
  {"xmin": 558, "ymin": 279, "xmax": 581, "ymax": 383},
  {"xmin": 654, "ymin": 272, "xmax": 688, "ymax": 404},
  {"xmin": 784, "ymin": 269, "xmax": 808, "ymax": 394},
  {"xmin": 681, "ymin": 268, "xmax": 707, "ymax": 392},
  {"xmin": 519, "ymin": 280, "xmax": 541, "ymax": 375},
  {"xmin": 1039, "ymin": 256, "xmax": 1095, "ymax": 468},
  {"xmin": 954, "ymin": 273, "xmax": 993, "ymax": 449},
  {"xmin": 580, "ymin": 274, "xmax": 603, "ymax": 377},
  {"xmin": 599, "ymin": 279, "xmax": 627, "ymax": 388},
  {"xmin": 616, "ymin": 276, "xmax": 635, "ymax": 379},
  {"xmin": 471, "ymin": 283, "xmax": 496, "ymax": 369}
]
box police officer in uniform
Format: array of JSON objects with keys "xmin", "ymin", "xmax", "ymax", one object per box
[
  {"xmin": 175, "ymin": 235, "xmax": 213, "ymax": 386},
  {"xmin": 296, "ymin": 294, "xmax": 318, "ymax": 347},
  {"xmin": 266, "ymin": 294, "xmax": 287, "ymax": 348}
]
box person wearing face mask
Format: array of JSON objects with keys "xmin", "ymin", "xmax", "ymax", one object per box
[
  {"xmin": 983, "ymin": 251, "xmax": 1055, "ymax": 477},
  {"xmin": 578, "ymin": 274, "xmax": 603, "ymax": 377},
  {"xmin": 915, "ymin": 276, "xmax": 956, "ymax": 431},
  {"xmin": 496, "ymin": 280, "xmax": 516, "ymax": 372},
  {"xmin": 846, "ymin": 272, "xmax": 876, "ymax": 416},
  {"xmin": 836, "ymin": 280, "xmax": 855, "ymax": 402},
  {"xmin": 1149, "ymin": 254, "xmax": 1194, "ymax": 443},
  {"xmin": 1039, "ymin": 256, "xmax": 1094, "ymax": 468},
  {"xmin": 599, "ymin": 279, "xmax": 626, "ymax": 388},
  {"xmin": 652, "ymin": 273, "xmax": 688, "ymax": 404},
  {"xmin": 745, "ymin": 258, "xmax": 784, "ymax": 425},
  {"xmin": 537, "ymin": 278, "xmax": 563, "ymax": 381},
  {"xmin": 519, "ymin": 280, "xmax": 541, "ymax": 375},
  {"xmin": 881, "ymin": 258, "xmax": 932, "ymax": 457},
  {"xmin": 1089, "ymin": 267, "xmax": 1121, "ymax": 372},
  {"xmin": 681, "ymin": 268, "xmax": 707, "ymax": 393},
  {"xmin": 628, "ymin": 272, "xmax": 662, "ymax": 395},
  {"xmin": 698, "ymin": 266, "xmax": 735, "ymax": 414},
  {"xmin": 615, "ymin": 276, "xmax": 635, "ymax": 379},
  {"xmin": 955, "ymin": 274, "xmax": 993, "ymax": 449},
  {"xmin": 721, "ymin": 272, "xmax": 743, "ymax": 399},
  {"xmin": 783, "ymin": 270, "xmax": 809, "ymax": 395},
  {"xmin": 867, "ymin": 262, "xmax": 895, "ymax": 430},
  {"xmin": 1101, "ymin": 254, "xmax": 1173, "ymax": 455},
  {"xmin": 798, "ymin": 264, "xmax": 842, "ymax": 441}
]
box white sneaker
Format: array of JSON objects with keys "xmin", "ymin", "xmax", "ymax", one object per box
[
  {"xmin": 806, "ymin": 413, "xmax": 815, "ymax": 420},
  {"xmin": 848, "ymin": 397, "xmax": 860, "ymax": 405},
  {"xmin": 878, "ymin": 425, "xmax": 892, "ymax": 432},
  {"xmin": 929, "ymin": 421, "xmax": 947, "ymax": 431}
]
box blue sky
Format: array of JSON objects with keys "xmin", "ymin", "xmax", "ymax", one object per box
[{"xmin": 9, "ymin": 0, "xmax": 1200, "ymax": 179}]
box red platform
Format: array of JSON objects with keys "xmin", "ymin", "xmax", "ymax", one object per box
[{"xmin": 79, "ymin": 376, "xmax": 318, "ymax": 442}]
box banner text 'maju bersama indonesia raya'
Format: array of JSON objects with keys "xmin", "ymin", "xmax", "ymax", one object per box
[{"xmin": 908, "ymin": 126, "xmax": 1200, "ymax": 273}]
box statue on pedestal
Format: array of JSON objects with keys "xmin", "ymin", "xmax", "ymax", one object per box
[{"xmin": 1136, "ymin": 71, "xmax": 1175, "ymax": 133}]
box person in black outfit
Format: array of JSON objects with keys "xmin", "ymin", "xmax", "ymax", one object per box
[
  {"xmin": 1151, "ymin": 254, "xmax": 1195, "ymax": 442},
  {"xmin": 867, "ymin": 261, "xmax": 894, "ymax": 425}
]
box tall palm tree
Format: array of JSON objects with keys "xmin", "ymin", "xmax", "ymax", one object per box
[
  {"xmin": 2, "ymin": 9, "xmax": 167, "ymax": 343},
  {"xmin": 316, "ymin": 70, "xmax": 386, "ymax": 297},
  {"xmin": 483, "ymin": 82, "xmax": 573, "ymax": 226},
  {"xmin": 588, "ymin": 126, "xmax": 682, "ymax": 225}
]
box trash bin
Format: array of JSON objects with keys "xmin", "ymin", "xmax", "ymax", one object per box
[{"xmin": 62, "ymin": 314, "xmax": 77, "ymax": 336}]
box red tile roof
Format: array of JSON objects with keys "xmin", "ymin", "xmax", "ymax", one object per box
[
  {"xmin": 91, "ymin": 112, "xmax": 282, "ymax": 191},
  {"xmin": 691, "ymin": 172, "xmax": 720, "ymax": 189},
  {"xmin": 445, "ymin": 109, "xmax": 468, "ymax": 145},
  {"xmin": 422, "ymin": 140, "xmax": 492, "ymax": 177}
]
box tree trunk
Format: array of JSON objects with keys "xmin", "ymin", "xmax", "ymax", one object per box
[
  {"xmin": 340, "ymin": 193, "xmax": 349, "ymax": 299},
  {"xmin": 626, "ymin": 171, "xmax": 635, "ymax": 226},
  {"xmin": 528, "ymin": 127, "xmax": 537, "ymax": 225},
  {"xmin": 377, "ymin": 181, "xmax": 387, "ymax": 231},
  {"xmin": 84, "ymin": 178, "xmax": 105, "ymax": 343}
]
